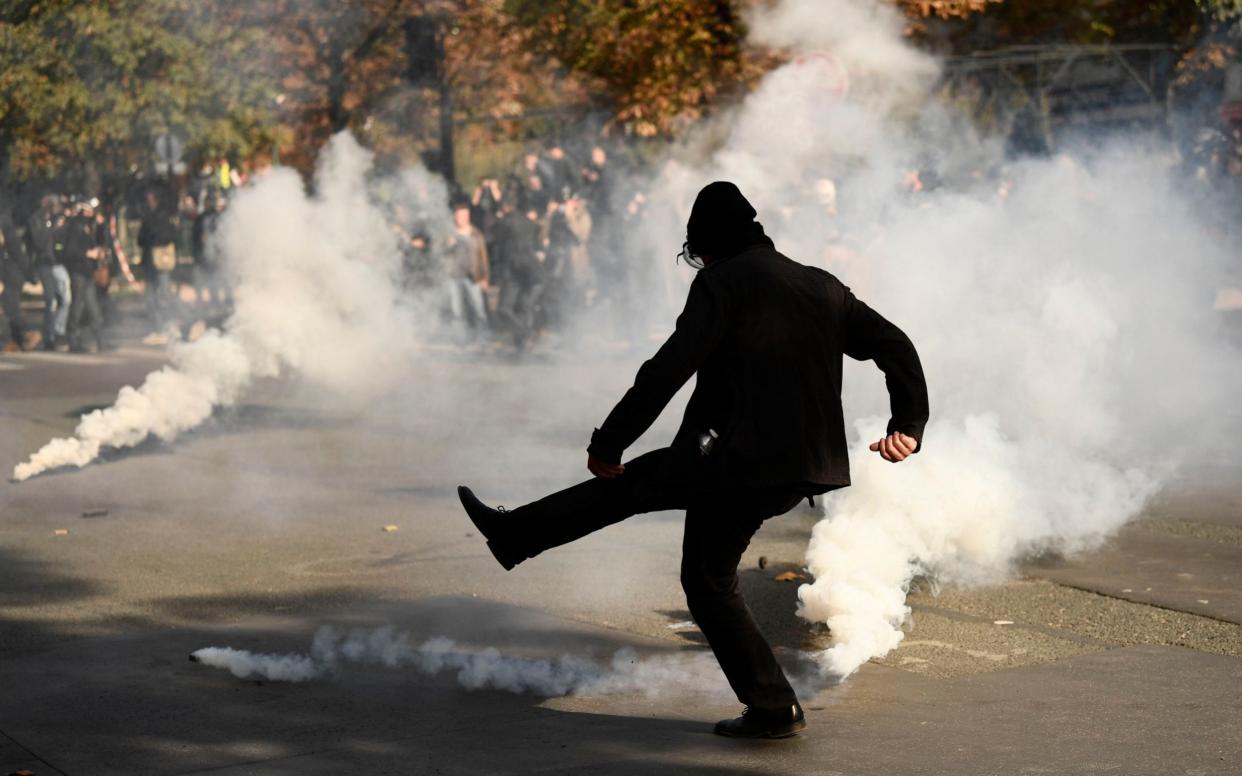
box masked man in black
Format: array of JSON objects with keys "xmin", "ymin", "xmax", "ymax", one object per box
[{"xmin": 459, "ymin": 181, "xmax": 928, "ymax": 738}]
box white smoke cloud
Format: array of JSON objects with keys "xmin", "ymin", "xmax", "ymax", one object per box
[
  {"xmin": 640, "ymin": 0, "xmax": 1241, "ymax": 678},
  {"xmin": 192, "ymin": 625, "xmax": 742, "ymax": 699},
  {"xmin": 13, "ymin": 0, "xmax": 1237, "ymax": 691},
  {"xmin": 747, "ymin": 0, "xmax": 935, "ymax": 86},
  {"xmin": 13, "ymin": 134, "xmax": 431, "ymax": 481}
]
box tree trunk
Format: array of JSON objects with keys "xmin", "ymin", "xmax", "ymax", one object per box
[{"xmin": 328, "ymin": 44, "xmax": 349, "ymax": 133}]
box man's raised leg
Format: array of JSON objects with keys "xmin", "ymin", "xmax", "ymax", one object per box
[{"xmin": 458, "ymin": 448, "xmax": 685, "ymax": 569}]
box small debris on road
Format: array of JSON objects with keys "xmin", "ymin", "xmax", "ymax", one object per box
[
  {"xmin": 382, "ymin": 525, "xmax": 399, "ymax": 532},
  {"xmin": 1121, "ymin": 588, "xmax": 1133, "ymax": 593},
  {"xmin": 667, "ymin": 620, "xmax": 697, "ymax": 631},
  {"xmin": 81, "ymin": 508, "xmax": 109, "ymax": 518},
  {"xmin": 9, "ymin": 769, "xmax": 36, "ymax": 776},
  {"xmin": 1197, "ymin": 599, "xmax": 1210, "ymax": 604},
  {"xmin": 51, "ymin": 528, "xmax": 69, "ymax": 536},
  {"xmin": 774, "ymin": 571, "xmax": 805, "ymax": 583},
  {"xmin": 758, "ymin": 555, "xmax": 768, "ymax": 569},
  {"xmin": 993, "ymin": 620, "xmax": 1015, "ymax": 626}
]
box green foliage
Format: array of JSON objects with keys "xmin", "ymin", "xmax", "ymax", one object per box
[{"xmin": 0, "ymin": 0, "xmax": 282, "ymax": 182}]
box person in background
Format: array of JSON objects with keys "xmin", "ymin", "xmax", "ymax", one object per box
[
  {"xmin": 540, "ymin": 144, "xmax": 575, "ymax": 196},
  {"xmin": 516, "ymin": 151, "xmax": 540, "ymax": 188},
  {"xmin": 177, "ymin": 194, "xmax": 198, "ymax": 284},
  {"xmin": 62, "ymin": 198, "xmax": 108, "ymax": 352},
  {"xmin": 27, "ymin": 194, "xmax": 71, "ymax": 351},
  {"xmin": 402, "ymin": 230, "xmax": 435, "ymax": 293},
  {"xmin": 470, "ymin": 177, "xmax": 502, "ymax": 253},
  {"xmin": 491, "ymin": 195, "xmax": 545, "ymax": 350},
  {"xmin": 192, "ymin": 194, "xmax": 230, "ymax": 313},
  {"xmin": 0, "ymin": 194, "xmax": 38, "ymax": 352},
  {"xmin": 90, "ymin": 202, "xmax": 124, "ymax": 327},
  {"xmin": 581, "ymin": 145, "xmax": 613, "ymax": 218},
  {"xmin": 541, "ymin": 188, "xmax": 591, "ymax": 331},
  {"xmin": 441, "ymin": 198, "xmax": 490, "ymax": 342},
  {"xmin": 138, "ymin": 189, "xmax": 180, "ymax": 344},
  {"xmin": 524, "ymin": 174, "xmax": 550, "ymax": 217}
]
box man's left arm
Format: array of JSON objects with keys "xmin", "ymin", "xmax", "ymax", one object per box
[
  {"xmin": 587, "ymin": 274, "xmax": 729, "ymax": 471},
  {"xmin": 841, "ymin": 287, "xmax": 929, "ymax": 462}
]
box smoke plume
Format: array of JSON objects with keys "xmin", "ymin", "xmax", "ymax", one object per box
[
  {"xmin": 636, "ymin": 0, "xmax": 1240, "ymax": 677},
  {"xmin": 192, "ymin": 626, "xmax": 741, "ymax": 699},
  {"xmin": 13, "ymin": 134, "xmax": 429, "ymax": 481}
]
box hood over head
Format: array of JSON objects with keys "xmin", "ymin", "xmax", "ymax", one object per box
[{"xmin": 686, "ymin": 181, "xmax": 771, "ymax": 260}]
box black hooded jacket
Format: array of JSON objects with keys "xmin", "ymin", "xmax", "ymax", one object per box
[{"xmin": 586, "ymin": 187, "xmax": 927, "ymax": 489}]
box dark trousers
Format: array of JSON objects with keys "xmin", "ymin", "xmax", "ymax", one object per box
[
  {"xmin": 2, "ymin": 260, "xmax": 27, "ymax": 343},
  {"xmin": 495, "ymin": 275, "xmax": 543, "ymax": 346},
  {"xmin": 36, "ymin": 264, "xmax": 71, "ymax": 342},
  {"xmin": 506, "ymin": 447, "xmax": 805, "ymax": 712},
  {"xmin": 144, "ymin": 267, "xmax": 176, "ymax": 329},
  {"xmin": 68, "ymin": 272, "xmax": 104, "ymax": 349}
]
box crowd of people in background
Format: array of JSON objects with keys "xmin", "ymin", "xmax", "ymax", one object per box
[
  {"xmin": 390, "ymin": 142, "xmax": 657, "ymax": 351},
  {"xmin": 0, "ymin": 164, "xmax": 237, "ymax": 354},
  {"xmin": 1, "ymin": 126, "xmax": 1240, "ymax": 357},
  {"xmin": 0, "ymin": 140, "xmax": 663, "ymax": 357}
]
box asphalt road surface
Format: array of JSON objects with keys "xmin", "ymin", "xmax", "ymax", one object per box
[{"xmin": 1, "ymin": 313, "xmax": 1240, "ymax": 775}]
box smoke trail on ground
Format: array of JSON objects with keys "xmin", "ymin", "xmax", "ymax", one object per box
[
  {"xmin": 639, "ymin": 0, "xmax": 1239, "ymax": 678},
  {"xmin": 13, "ymin": 134, "xmax": 430, "ymax": 481},
  {"xmin": 192, "ymin": 626, "xmax": 740, "ymax": 698}
]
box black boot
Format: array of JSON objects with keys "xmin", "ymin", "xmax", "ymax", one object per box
[
  {"xmin": 714, "ymin": 703, "xmax": 806, "ymax": 739},
  {"xmin": 457, "ymin": 486, "xmax": 524, "ymax": 570}
]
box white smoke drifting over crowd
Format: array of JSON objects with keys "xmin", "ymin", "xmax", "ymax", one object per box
[
  {"xmin": 13, "ymin": 135, "xmax": 434, "ymax": 481},
  {"xmin": 653, "ymin": 0, "xmax": 1237, "ymax": 677},
  {"xmin": 192, "ymin": 626, "xmax": 741, "ymax": 699},
  {"xmin": 13, "ymin": 0, "xmax": 1238, "ymax": 693}
]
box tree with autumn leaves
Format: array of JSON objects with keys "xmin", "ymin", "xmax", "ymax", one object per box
[
  {"xmin": 0, "ymin": 0, "xmax": 1236, "ymax": 187},
  {"xmin": 0, "ymin": 0, "xmax": 282, "ymax": 188}
]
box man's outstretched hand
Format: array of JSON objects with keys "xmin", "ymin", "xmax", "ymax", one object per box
[
  {"xmin": 587, "ymin": 455, "xmax": 625, "ymax": 479},
  {"xmin": 869, "ymin": 432, "xmax": 918, "ymax": 463}
]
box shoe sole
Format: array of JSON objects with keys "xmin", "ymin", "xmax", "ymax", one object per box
[
  {"xmin": 714, "ymin": 720, "xmax": 807, "ymax": 739},
  {"xmin": 485, "ymin": 539, "xmax": 517, "ymax": 571}
]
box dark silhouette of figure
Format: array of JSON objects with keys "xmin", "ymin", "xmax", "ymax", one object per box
[
  {"xmin": 459, "ymin": 181, "xmax": 928, "ymax": 738},
  {"xmin": 0, "ymin": 196, "xmax": 37, "ymax": 352},
  {"xmin": 491, "ymin": 201, "xmax": 545, "ymax": 349}
]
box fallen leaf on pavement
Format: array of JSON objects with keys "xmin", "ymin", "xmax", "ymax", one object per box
[{"xmin": 774, "ymin": 571, "xmax": 804, "ymax": 582}]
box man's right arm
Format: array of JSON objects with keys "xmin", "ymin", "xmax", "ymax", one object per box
[{"xmin": 841, "ymin": 287, "xmax": 929, "ymax": 451}]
